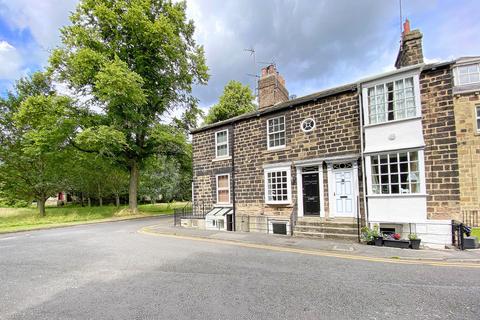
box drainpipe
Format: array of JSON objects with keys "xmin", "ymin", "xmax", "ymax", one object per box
[
  {"xmin": 231, "ymin": 122, "xmax": 236, "ymax": 231},
  {"xmin": 358, "ymin": 83, "xmax": 370, "ymax": 226}
]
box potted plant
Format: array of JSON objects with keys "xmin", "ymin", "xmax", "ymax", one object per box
[
  {"xmin": 372, "ymin": 225, "xmax": 383, "ymax": 246},
  {"xmin": 408, "ymin": 233, "xmax": 422, "ymax": 249},
  {"xmin": 360, "ymin": 226, "xmax": 374, "ymax": 245},
  {"xmin": 361, "ymin": 225, "xmax": 383, "ymax": 245},
  {"xmin": 383, "ymin": 233, "xmax": 410, "ymax": 249}
]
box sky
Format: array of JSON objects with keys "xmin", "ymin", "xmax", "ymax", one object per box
[{"xmin": 0, "ymin": 0, "xmax": 479, "ymax": 111}]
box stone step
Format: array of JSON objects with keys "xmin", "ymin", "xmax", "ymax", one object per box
[
  {"xmin": 293, "ymin": 225, "xmax": 358, "ymax": 235},
  {"xmin": 293, "ymin": 231, "xmax": 358, "ymax": 241},
  {"xmin": 295, "ymin": 221, "xmax": 358, "ymax": 228}
]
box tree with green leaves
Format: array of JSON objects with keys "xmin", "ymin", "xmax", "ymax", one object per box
[
  {"xmin": 204, "ymin": 80, "xmax": 256, "ymax": 124},
  {"xmin": 0, "ymin": 72, "xmax": 74, "ymax": 216},
  {"xmin": 139, "ymin": 155, "xmax": 180, "ymax": 204},
  {"xmin": 50, "ymin": 0, "xmax": 208, "ymax": 213}
]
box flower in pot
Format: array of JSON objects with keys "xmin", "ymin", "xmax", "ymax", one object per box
[
  {"xmin": 383, "ymin": 233, "xmax": 410, "ymax": 248},
  {"xmin": 408, "ymin": 233, "xmax": 422, "ymax": 249}
]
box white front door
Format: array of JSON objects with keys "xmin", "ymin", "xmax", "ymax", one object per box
[{"xmin": 334, "ymin": 169, "xmax": 354, "ymax": 217}]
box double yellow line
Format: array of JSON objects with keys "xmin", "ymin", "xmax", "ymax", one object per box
[{"xmin": 138, "ymin": 225, "xmax": 480, "ymax": 269}]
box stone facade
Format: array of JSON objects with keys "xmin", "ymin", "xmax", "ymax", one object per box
[
  {"xmin": 420, "ymin": 65, "xmax": 461, "ymax": 220},
  {"xmin": 453, "ymin": 90, "xmax": 480, "ymax": 216},
  {"xmin": 192, "ymin": 85, "xmax": 363, "ymax": 230}
]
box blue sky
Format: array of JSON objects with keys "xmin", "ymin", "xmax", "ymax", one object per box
[{"xmin": 1, "ymin": 0, "xmax": 479, "ymax": 110}]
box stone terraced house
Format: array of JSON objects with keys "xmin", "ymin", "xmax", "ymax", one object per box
[{"xmin": 190, "ymin": 20, "xmax": 480, "ymax": 248}]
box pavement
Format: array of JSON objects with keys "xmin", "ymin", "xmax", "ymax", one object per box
[
  {"xmin": 143, "ymin": 217, "xmax": 480, "ymax": 264},
  {"xmin": 1, "ymin": 216, "xmax": 480, "ymax": 319}
]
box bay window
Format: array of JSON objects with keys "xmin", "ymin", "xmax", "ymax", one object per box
[
  {"xmin": 367, "ymin": 76, "xmax": 419, "ymax": 125},
  {"xmin": 264, "ymin": 166, "xmax": 291, "ymax": 204},
  {"xmin": 370, "ymin": 150, "xmax": 422, "ymax": 195}
]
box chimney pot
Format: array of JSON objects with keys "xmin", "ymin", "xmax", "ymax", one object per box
[{"xmin": 403, "ymin": 18, "xmax": 410, "ymax": 34}]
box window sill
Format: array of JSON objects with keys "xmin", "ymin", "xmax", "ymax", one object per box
[
  {"xmin": 265, "ymin": 201, "xmax": 292, "ymax": 206},
  {"xmin": 265, "ymin": 146, "xmax": 290, "ymax": 153},
  {"xmin": 364, "ymin": 116, "xmax": 422, "ymax": 128},
  {"xmin": 212, "ymin": 156, "xmax": 232, "ymax": 162},
  {"xmin": 367, "ymin": 193, "xmax": 427, "ymax": 198}
]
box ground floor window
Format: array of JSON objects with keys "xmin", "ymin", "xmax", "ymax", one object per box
[
  {"xmin": 216, "ymin": 174, "xmax": 230, "ymax": 204},
  {"xmin": 370, "ymin": 150, "xmax": 422, "ymax": 194},
  {"xmin": 264, "ymin": 166, "xmax": 291, "ymax": 204}
]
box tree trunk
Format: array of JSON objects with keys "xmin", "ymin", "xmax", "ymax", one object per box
[
  {"xmin": 38, "ymin": 197, "xmax": 46, "ymax": 217},
  {"xmin": 129, "ymin": 161, "xmax": 139, "ymax": 213},
  {"xmin": 99, "ymin": 197, "xmax": 103, "ymax": 207},
  {"xmin": 88, "ymin": 197, "xmax": 91, "ymax": 207},
  {"xmin": 115, "ymin": 194, "xmax": 120, "ymax": 207},
  {"xmin": 81, "ymin": 192, "xmax": 85, "ymax": 207}
]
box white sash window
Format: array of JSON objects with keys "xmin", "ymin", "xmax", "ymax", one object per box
[
  {"xmin": 215, "ymin": 129, "xmax": 229, "ymax": 158},
  {"xmin": 267, "ymin": 116, "xmax": 286, "ymax": 149},
  {"xmin": 367, "ymin": 76, "xmax": 418, "ymax": 125},
  {"xmin": 370, "ymin": 150, "xmax": 423, "ymax": 195},
  {"xmin": 264, "ymin": 166, "xmax": 291, "ymax": 204}
]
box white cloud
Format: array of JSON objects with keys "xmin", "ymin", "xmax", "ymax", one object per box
[
  {"xmin": 0, "ymin": 41, "xmax": 25, "ymax": 80},
  {"xmin": 0, "ymin": 0, "xmax": 78, "ymax": 50}
]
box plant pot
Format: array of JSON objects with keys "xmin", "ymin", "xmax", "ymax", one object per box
[
  {"xmin": 366, "ymin": 240, "xmax": 375, "ymax": 245},
  {"xmin": 374, "ymin": 236, "xmax": 383, "ymax": 246},
  {"xmin": 409, "ymin": 239, "xmax": 421, "ymax": 249},
  {"xmin": 383, "ymin": 239, "xmax": 410, "ymax": 249}
]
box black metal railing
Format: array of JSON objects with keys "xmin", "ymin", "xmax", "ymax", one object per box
[
  {"xmin": 452, "ymin": 220, "xmax": 466, "ymax": 250},
  {"xmin": 463, "ymin": 210, "xmax": 479, "ymax": 227},
  {"xmin": 173, "ymin": 201, "xmax": 207, "ymax": 226},
  {"xmin": 356, "ymin": 195, "xmax": 362, "ymax": 243}
]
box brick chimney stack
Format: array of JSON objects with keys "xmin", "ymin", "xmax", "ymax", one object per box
[
  {"xmin": 258, "ymin": 64, "xmax": 289, "ymax": 109},
  {"xmin": 394, "ymin": 19, "xmax": 424, "ymax": 69}
]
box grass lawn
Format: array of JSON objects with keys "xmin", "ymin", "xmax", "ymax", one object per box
[
  {"xmin": 0, "ymin": 202, "xmax": 187, "ymax": 233},
  {"xmin": 472, "ymin": 228, "xmax": 480, "ymax": 238}
]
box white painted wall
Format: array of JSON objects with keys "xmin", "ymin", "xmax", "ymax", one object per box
[
  {"xmin": 205, "ymin": 216, "xmax": 226, "ymax": 231},
  {"xmin": 370, "ymin": 220, "xmax": 453, "ymax": 248},
  {"xmin": 412, "ymin": 221, "xmax": 452, "ymax": 248},
  {"xmin": 368, "ymin": 196, "xmax": 427, "ymax": 223},
  {"xmin": 364, "ymin": 118, "xmax": 425, "ymax": 154}
]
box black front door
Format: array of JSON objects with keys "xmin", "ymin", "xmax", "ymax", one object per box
[{"xmin": 302, "ymin": 173, "xmax": 320, "ymax": 215}]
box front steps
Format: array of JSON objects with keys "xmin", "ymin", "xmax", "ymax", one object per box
[{"xmin": 293, "ymin": 217, "xmax": 359, "ymax": 241}]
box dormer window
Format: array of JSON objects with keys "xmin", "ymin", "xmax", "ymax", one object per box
[
  {"xmin": 454, "ymin": 63, "xmax": 480, "ymax": 86},
  {"xmin": 365, "ymin": 75, "xmax": 420, "ymax": 125},
  {"xmin": 215, "ymin": 129, "xmax": 229, "ymax": 158}
]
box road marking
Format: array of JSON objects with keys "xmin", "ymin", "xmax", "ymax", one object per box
[
  {"xmin": 138, "ymin": 226, "xmax": 480, "ymax": 269},
  {"xmin": 0, "ymin": 236, "xmax": 20, "ymax": 241}
]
